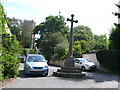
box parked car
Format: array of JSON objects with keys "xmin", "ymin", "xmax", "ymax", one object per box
[
  {"xmin": 73, "ymin": 58, "xmax": 96, "ymax": 71},
  {"xmin": 19, "ymin": 56, "xmax": 25, "ymax": 63},
  {"xmin": 24, "ymin": 54, "xmax": 49, "ymax": 76}
]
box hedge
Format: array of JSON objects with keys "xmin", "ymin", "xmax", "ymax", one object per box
[
  {"xmin": 96, "ymin": 49, "xmax": 120, "ymax": 74},
  {"xmin": 2, "ymin": 34, "xmax": 20, "ymax": 79}
]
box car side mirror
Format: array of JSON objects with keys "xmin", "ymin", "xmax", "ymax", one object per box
[{"xmin": 79, "ymin": 62, "xmax": 82, "ymax": 64}]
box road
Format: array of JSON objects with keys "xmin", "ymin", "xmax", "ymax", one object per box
[{"xmin": 3, "ymin": 63, "xmax": 119, "ymax": 88}]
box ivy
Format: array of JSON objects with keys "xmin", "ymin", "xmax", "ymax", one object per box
[{"xmin": 0, "ymin": 3, "xmax": 20, "ymax": 80}]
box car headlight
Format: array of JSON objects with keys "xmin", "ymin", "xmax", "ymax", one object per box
[
  {"xmin": 26, "ymin": 64, "xmax": 31, "ymax": 68},
  {"xmin": 85, "ymin": 64, "xmax": 90, "ymax": 67},
  {"xmin": 44, "ymin": 65, "xmax": 48, "ymax": 68}
]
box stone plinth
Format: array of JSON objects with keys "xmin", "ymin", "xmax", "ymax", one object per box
[
  {"xmin": 53, "ymin": 67, "xmax": 85, "ymax": 78},
  {"xmin": 64, "ymin": 59, "xmax": 74, "ymax": 67}
]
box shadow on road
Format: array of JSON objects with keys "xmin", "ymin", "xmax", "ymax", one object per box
[
  {"xmin": 18, "ymin": 70, "xmax": 48, "ymax": 78},
  {"xmin": 56, "ymin": 71, "xmax": 119, "ymax": 83},
  {"xmin": 18, "ymin": 64, "xmax": 119, "ymax": 83}
]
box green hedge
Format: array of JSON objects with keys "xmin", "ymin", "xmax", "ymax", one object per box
[
  {"xmin": 1, "ymin": 3, "xmax": 20, "ymax": 80},
  {"xmin": 2, "ymin": 34, "xmax": 20, "ymax": 79},
  {"xmin": 96, "ymin": 49, "xmax": 120, "ymax": 74}
]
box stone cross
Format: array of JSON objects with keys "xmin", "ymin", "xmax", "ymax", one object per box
[
  {"xmin": 67, "ymin": 14, "xmax": 78, "ymax": 59},
  {"xmin": 64, "ymin": 14, "xmax": 78, "ymax": 67}
]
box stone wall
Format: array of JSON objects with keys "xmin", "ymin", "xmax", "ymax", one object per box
[
  {"xmin": 49, "ymin": 60, "xmax": 64, "ymax": 67},
  {"xmin": 49, "ymin": 53, "xmax": 100, "ymax": 69}
]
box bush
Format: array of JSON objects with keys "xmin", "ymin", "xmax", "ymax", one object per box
[
  {"xmin": 2, "ymin": 34, "xmax": 20, "ymax": 79},
  {"xmin": 2, "ymin": 54, "xmax": 20, "ymax": 78},
  {"xmin": 1, "ymin": 3, "xmax": 20, "ymax": 80},
  {"xmin": 20, "ymin": 48, "xmax": 35, "ymax": 57},
  {"xmin": 96, "ymin": 49, "xmax": 120, "ymax": 74}
]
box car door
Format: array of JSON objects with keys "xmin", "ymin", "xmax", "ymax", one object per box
[
  {"xmin": 74, "ymin": 59, "xmax": 81, "ymax": 69},
  {"xmin": 79, "ymin": 60, "xmax": 83, "ymax": 69}
]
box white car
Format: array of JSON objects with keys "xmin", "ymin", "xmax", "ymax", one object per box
[{"xmin": 73, "ymin": 58, "xmax": 96, "ymax": 71}]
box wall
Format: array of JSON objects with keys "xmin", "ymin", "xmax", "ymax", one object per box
[
  {"xmin": 49, "ymin": 60, "xmax": 64, "ymax": 67},
  {"xmin": 49, "ymin": 53, "xmax": 100, "ymax": 69},
  {"xmin": 82, "ymin": 53, "xmax": 100, "ymax": 69}
]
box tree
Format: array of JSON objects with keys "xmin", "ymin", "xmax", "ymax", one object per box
[
  {"xmin": 7, "ymin": 17, "xmax": 23, "ymax": 39},
  {"xmin": 33, "ymin": 15, "xmax": 69, "ymax": 46},
  {"xmin": 54, "ymin": 41, "xmax": 68, "ymax": 60},
  {"xmin": 7, "ymin": 17, "xmax": 35, "ymax": 48},
  {"xmin": 45, "ymin": 15, "xmax": 66, "ymax": 33},
  {"xmin": 73, "ymin": 25, "xmax": 94, "ymax": 53},
  {"xmin": 39, "ymin": 32, "xmax": 68, "ymax": 61},
  {"xmin": 94, "ymin": 34, "xmax": 109, "ymax": 51},
  {"xmin": 73, "ymin": 41, "xmax": 82, "ymax": 57},
  {"xmin": 109, "ymin": 26, "xmax": 120, "ymax": 49},
  {"xmin": 73, "ymin": 25, "xmax": 109, "ymax": 55},
  {"xmin": 80, "ymin": 40, "xmax": 90, "ymax": 53},
  {"xmin": 74, "ymin": 25, "xmax": 93, "ymax": 41}
]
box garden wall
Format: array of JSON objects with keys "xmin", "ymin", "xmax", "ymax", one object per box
[
  {"xmin": 49, "ymin": 60, "xmax": 64, "ymax": 67},
  {"xmin": 82, "ymin": 53, "xmax": 100, "ymax": 69}
]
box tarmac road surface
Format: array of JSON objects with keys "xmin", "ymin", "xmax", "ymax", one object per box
[{"xmin": 3, "ymin": 63, "xmax": 120, "ymax": 88}]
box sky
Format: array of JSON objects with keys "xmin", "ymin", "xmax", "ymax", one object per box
[{"xmin": 1, "ymin": 0, "xmax": 119, "ymax": 36}]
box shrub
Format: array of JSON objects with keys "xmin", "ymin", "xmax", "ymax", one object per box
[
  {"xmin": 20, "ymin": 48, "xmax": 35, "ymax": 57},
  {"xmin": 1, "ymin": 3, "xmax": 20, "ymax": 80},
  {"xmin": 2, "ymin": 54, "xmax": 20, "ymax": 78},
  {"xmin": 96, "ymin": 49, "xmax": 120, "ymax": 74},
  {"xmin": 2, "ymin": 34, "xmax": 20, "ymax": 79}
]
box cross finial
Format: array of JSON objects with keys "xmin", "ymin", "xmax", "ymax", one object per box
[{"xmin": 67, "ymin": 14, "xmax": 78, "ymax": 23}]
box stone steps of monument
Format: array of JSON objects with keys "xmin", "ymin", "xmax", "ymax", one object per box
[
  {"xmin": 53, "ymin": 72, "xmax": 85, "ymax": 77},
  {"xmin": 57, "ymin": 69, "xmax": 82, "ymax": 73},
  {"xmin": 61, "ymin": 67, "xmax": 79, "ymax": 70}
]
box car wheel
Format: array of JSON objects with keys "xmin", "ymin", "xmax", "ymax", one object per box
[
  {"xmin": 81, "ymin": 66, "xmax": 86, "ymax": 71},
  {"xmin": 44, "ymin": 73, "xmax": 48, "ymax": 76}
]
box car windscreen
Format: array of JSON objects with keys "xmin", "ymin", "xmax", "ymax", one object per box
[
  {"xmin": 80, "ymin": 59, "xmax": 90, "ymax": 63},
  {"xmin": 27, "ymin": 56, "xmax": 46, "ymax": 62}
]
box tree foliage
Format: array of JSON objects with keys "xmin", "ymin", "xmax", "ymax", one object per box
[
  {"xmin": 39, "ymin": 32, "xmax": 68, "ymax": 61},
  {"xmin": 94, "ymin": 34, "xmax": 109, "ymax": 50},
  {"xmin": 7, "ymin": 17, "xmax": 23, "ymax": 41},
  {"xmin": 73, "ymin": 25, "xmax": 109, "ymax": 57},
  {"xmin": 33, "ymin": 15, "xmax": 69, "ymax": 61},
  {"xmin": 33, "ymin": 15, "xmax": 69, "ymax": 43},
  {"xmin": 74, "ymin": 25, "xmax": 93, "ymax": 41},
  {"xmin": 73, "ymin": 25, "xmax": 94, "ymax": 55},
  {"xmin": 109, "ymin": 25, "xmax": 120, "ymax": 49},
  {"xmin": 7, "ymin": 17, "xmax": 34, "ymax": 48},
  {"xmin": 73, "ymin": 41, "xmax": 82, "ymax": 57},
  {"xmin": 34, "ymin": 15, "xmax": 110, "ymax": 60}
]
